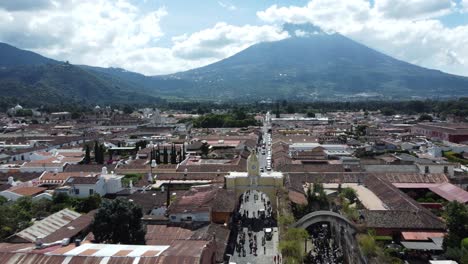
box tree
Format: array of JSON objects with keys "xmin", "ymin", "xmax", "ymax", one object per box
[
  {"xmin": 418, "ymin": 114, "xmax": 433, "ymax": 122},
  {"xmin": 123, "ymin": 105, "xmax": 133, "ymax": 114},
  {"xmin": 358, "ymin": 233, "xmax": 377, "ymax": 257},
  {"xmin": 275, "ymin": 101, "xmax": 280, "ymax": 118},
  {"xmin": 279, "ymin": 228, "xmax": 308, "ymax": 264},
  {"xmin": 156, "ymin": 145, "xmax": 161, "ymax": 164},
  {"xmin": 182, "ymin": 144, "xmax": 186, "ymax": 161},
  {"xmin": 91, "ymin": 198, "xmax": 146, "ymax": 244},
  {"xmin": 94, "ymin": 141, "xmax": 99, "ymax": 163},
  {"xmin": 170, "ymin": 144, "xmax": 177, "ymax": 164},
  {"xmin": 200, "ymin": 141, "xmax": 210, "ymax": 157},
  {"xmin": 341, "ymin": 187, "xmax": 357, "ymax": 203},
  {"xmin": 163, "ymin": 146, "xmax": 168, "ymax": 164},
  {"xmin": 286, "ymin": 104, "xmax": 295, "ymax": 114},
  {"xmin": 75, "ymin": 194, "xmax": 102, "ymax": 213},
  {"xmin": 97, "ymin": 144, "xmax": 105, "ymax": 164},
  {"xmin": 84, "ymin": 145, "xmax": 91, "ymax": 164},
  {"xmin": 32, "ymin": 198, "xmax": 53, "ymax": 219},
  {"xmin": 444, "ymin": 201, "xmax": 468, "ymax": 250},
  {"xmin": 381, "ymin": 107, "xmax": 396, "ymax": 116}
]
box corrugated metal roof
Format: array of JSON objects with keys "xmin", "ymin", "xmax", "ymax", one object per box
[
  {"xmin": 393, "ymin": 182, "xmax": 468, "ymax": 203},
  {"xmin": 14, "ymin": 209, "xmax": 81, "ymax": 242},
  {"xmin": 401, "ymin": 241, "xmax": 443, "ymax": 251}
]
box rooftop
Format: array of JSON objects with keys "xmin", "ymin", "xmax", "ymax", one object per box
[{"xmin": 11, "ymin": 209, "xmax": 81, "ymax": 243}]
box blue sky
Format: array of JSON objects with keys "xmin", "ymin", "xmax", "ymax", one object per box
[
  {"xmin": 136, "ymin": 0, "xmax": 309, "ymax": 46},
  {"xmin": 0, "ymin": 0, "xmax": 468, "ymax": 76}
]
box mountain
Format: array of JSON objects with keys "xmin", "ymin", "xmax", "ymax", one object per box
[
  {"xmin": 2, "ymin": 23, "xmax": 468, "ymax": 105},
  {"xmin": 79, "ymin": 65, "xmax": 193, "ymax": 97},
  {"xmin": 0, "ymin": 42, "xmax": 57, "ymax": 67},
  {"xmin": 164, "ymin": 24, "xmax": 468, "ymax": 100},
  {"xmin": 0, "ymin": 43, "xmax": 163, "ymax": 106}
]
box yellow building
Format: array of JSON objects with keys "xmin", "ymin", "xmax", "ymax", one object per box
[{"xmin": 225, "ymin": 150, "xmax": 283, "ymax": 208}]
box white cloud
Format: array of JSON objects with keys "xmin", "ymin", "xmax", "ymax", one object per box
[
  {"xmin": 257, "ymin": 0, "xmax": 468, "ymax": 76},
  {"xmin": 0, "ymin": 0, "xmax": 289, "ymax": 75},
  {"xmin": 0, "ymin": 0, "xmax": 171, "ymax": 74},
  {"xmin": 218, "ymin": 1, "xmax": 237, "ymax": 11},
  {"xmin": 172, "ymin": 22, "xmax": 289, "ymax": 60},
  {"xmin": 462, "ymin": 0, "xmax": 468, "ymax": 12},
  {"xmin": 375, "ymin": 0, "xmax": 455, "ymax": 19}
]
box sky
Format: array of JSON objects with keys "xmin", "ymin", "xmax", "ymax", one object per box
[{"xmin": 1, "ymin": 0, "xmax": 468, "ymax": 77}]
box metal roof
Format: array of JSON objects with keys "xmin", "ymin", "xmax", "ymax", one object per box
[
  {"xmin": 401, "ymin": 241, "xmax": 443, "ymax": 251},
  {"xmin": 13, "ymin": 209, "xmax": 81, "ymax": 242}
]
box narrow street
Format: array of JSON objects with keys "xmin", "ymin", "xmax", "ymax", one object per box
[{"xmin": 230, "ymin": 190, "xmax": 281, "ymax": 264}]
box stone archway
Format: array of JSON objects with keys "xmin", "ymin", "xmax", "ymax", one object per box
[
  {"xmin": 293, "ymin": 211, "xmax": 365, "ymax": 264},
  {"xmin": 292, "ymin": 211, "xmax": 357, "ymax": 235}
]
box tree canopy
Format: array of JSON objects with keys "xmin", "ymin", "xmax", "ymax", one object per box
[{"xmin": 91, "ymin": 198, "xmax": 146, "ymax": 244}]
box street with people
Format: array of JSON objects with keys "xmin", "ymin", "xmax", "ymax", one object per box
[
  {"xmin": 230, "ymin": 190, "xmax": 281, "ymax": 264},
  {"xmin": 304, "ymin": 225, "xmax": 344, "ymax": 264}
]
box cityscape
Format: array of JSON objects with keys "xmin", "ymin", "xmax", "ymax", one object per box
[{"xmin": 1, "ymin": 1, "xmax": 468, "ymax": 264}]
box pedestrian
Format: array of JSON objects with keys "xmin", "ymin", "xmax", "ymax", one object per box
[
  {"xmin": 264, "ymin": 246, "xmax": 266, "ymax": 255},
  {"xmin": 274, "ymin": 255, "xmax": 277, "ymax": 264}
]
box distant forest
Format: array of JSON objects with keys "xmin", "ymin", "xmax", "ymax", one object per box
[{"xmin": 2, "ymin": 97, "xmax": 467, "ymax": 119}]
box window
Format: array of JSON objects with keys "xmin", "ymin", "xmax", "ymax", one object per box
[
  {"xmin": 185, "ymin": 216, "xmax": 193, "ymax": 221},
  {"xmin": 425, "ymin": 166, "xmax": 429, "ymax": 174},
  {"xmin": 170, "ymin": 215, "xmax": 176, "ymax": 220},
  {"xmin": 89, "ymin": 189, "xmax": 94, "ymax": 195},
  {"xmin": 444, "ymin": 166, "xmax": 448, "ymax": 174},
  {"xmin": 75, "ymin": 189, "xmax": 80, "ymax": 195}
]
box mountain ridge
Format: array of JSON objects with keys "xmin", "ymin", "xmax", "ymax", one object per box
[
  {"xmin": 164, "ymin": 30, "xmax": 468, "ymax": 100},
  {"xmin": 1, "ymin": 24, "xmax": 468, "ymax": 103}
]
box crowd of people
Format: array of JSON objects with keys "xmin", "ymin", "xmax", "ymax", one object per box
[
  {"xmin": 304, "ymin": 225, "xmax": 344, "ymax": 264},
  {"xmin": 232, "ymin": 190, "xmax": 281, "ymax": 263}
]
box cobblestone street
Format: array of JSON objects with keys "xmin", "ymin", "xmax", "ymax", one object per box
[{"xmin": 229, "ymin": 190, "xmax": 281, "ymax": 264}]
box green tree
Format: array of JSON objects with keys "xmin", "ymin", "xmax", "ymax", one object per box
[
  {"xmin": 341, "ymin": 187, "xmax": 357, "ymax": 203},
  {"xmin": 418, "ymin": 114, "xmax": 433, "ymax": 122},
  {"xmin": 100, "ymin": 144, "xmax": 106, "ymax": 164},
  {"xmin": 275, "ymin": 101, "xmax": 280, "ymax": 118},
  {"xmin": 84, "ymin": 145, "xmax": 91, "ymax": 164},
  {"xmin": 91, "ymin": 198, "xmax": 146, "ymax": 244},
  {"xmin": 32, "ymin": 198, "xmax": 53, "ymax": 219},
  {"xmin": 75, "ymin": 194, "xmax": 102, "ymax": 213},
  {"xmin": 163, "ymin": 146, "xmax": 168, "ymax": 164},
  {"xmin": 287, "ymin": 104, "xmax": 295, "ymax": 114},
  {"xmin": 358, "ymin": 233, "xmax": 377, "ymax": 257},
  {"xmin": 381, "ymin": 107, "xmax": 396, "ymax": 116},
  {"xmin": 94, "ymin": 141, "xmax": 99, "ymax": 163},
  {"xmin": 279, "ymin": 228, "xmax": 308, "ymax": 264},
  {"xmin": 200, "ymin": 141, "xmax": 210, "ymax": 157},
  {"xmin": 444, "ymin": 201, "xmax": 468, "ymax": 250}
]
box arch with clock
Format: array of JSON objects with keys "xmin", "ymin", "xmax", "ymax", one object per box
[
  {"xmin": 247, "ymin": 150, "xmax": 260, "ymax": 186},
  {"xmin": 225, "ymin": 149, "xmax": 284, "ymax": 209}
]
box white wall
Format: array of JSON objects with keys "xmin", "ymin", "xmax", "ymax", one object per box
[
  {"xmin": 70, "ymin": 179, "xmax": 106, "ymax": 198},
  {"xmin": 416, "ymin": 163, "xmax": 454, "ymax": 177}
]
